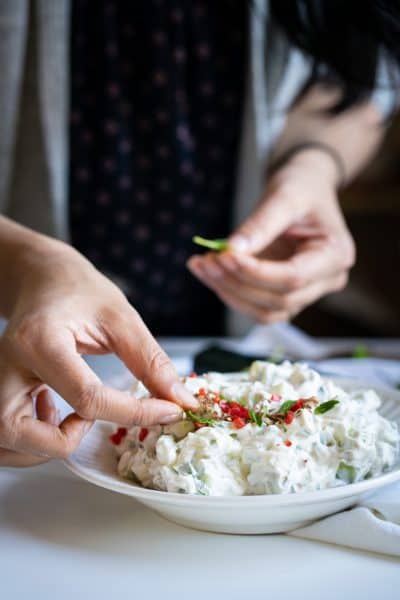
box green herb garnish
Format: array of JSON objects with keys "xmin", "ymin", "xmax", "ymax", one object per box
[
  {"xmin": 352, "ymin": 344, "xmax": 370, "ymax": 359},
  {"xmin": 336, "ymin": 462, "xmax": 356, "ymax": 483},
  {"xmin": 249, "ymin": 409, "xmax": 263, "ymax": 427},
  {"xmin": 278, "ymin": 400, "xmax": 297, "ymax": 415},
  {"xmin": 314, "ymin": 399, "xmax": 340, "ymax": 415},
  {"xmin": 192, "ymin": 236, "xmax": 228, "ymax": 251},
  {"xmin": 186, "ymin": 411, "xmax": 215, "ymax": 425}
]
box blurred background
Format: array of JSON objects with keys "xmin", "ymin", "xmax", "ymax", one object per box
[{"xmin": 295, "ymin": 112, "xmax": 400, "ymax": 337}]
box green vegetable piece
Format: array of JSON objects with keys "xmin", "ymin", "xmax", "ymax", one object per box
[
  {"xmin": 268, "ymin": 346, "xmax": 285, "ymax": 364},
  {"xmin": 337, "ymin": 462, "xmax": 356, "ymax": 483},
  {"xmin": 249, "ymin": 409, "xmax": 263, "ymax": 427},
  {"xmin": 192, "ymin": 236, "xmax": 228, "ymax": 251},
  {"xmin": 314, "ymin": 399, "xmax": 340, "ymax": 415},
  {"xmin": 395, "ymin": 382, "xmax": 400, "ymax": 391},
  {"xmin": 186, "ymin": 411, "xmax": 215, "ymax": 426},
  {"xmin": 278, "ymin": 400, "xmax": 297, "ymax": 415},
  {"xmin": 352, "ymin": 344, "xmax": 370, "ymax": 359}
]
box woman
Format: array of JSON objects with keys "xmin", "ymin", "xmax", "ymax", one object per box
[{"xmin": 0, "ymin": 0, "xmax": 398, "ymax": 467}]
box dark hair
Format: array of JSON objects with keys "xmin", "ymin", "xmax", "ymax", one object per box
[{"xmin": 269, "ymin": 0, "xmax": 400, "ymax": 112}]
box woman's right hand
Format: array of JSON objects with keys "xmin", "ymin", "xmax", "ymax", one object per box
[{"xmin": 0, "ymin": 236, "xmax": 197, "ymax": 467}]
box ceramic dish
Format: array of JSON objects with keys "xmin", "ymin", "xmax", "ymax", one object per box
[{"xmin": 64, "ymin": 378, "xmax": 400, "ymax": 534}]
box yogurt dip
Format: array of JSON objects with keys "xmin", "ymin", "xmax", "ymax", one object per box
[{"xmin": 111, "ymin": 361, "xmax": 400, "ymax": 496}]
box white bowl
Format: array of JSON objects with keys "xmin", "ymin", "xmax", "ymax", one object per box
[{"xmin": 64, "ymin": 379, "xmax": 400, "ymax": 534}]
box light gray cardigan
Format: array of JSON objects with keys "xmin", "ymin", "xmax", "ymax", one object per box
[{"xmin": 0, "ymin": 1, "xmax": 394, "ymax": 332}]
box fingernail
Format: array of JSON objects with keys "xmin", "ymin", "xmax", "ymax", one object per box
[
  {"xmin": 188, "ymin": 262, "xmax": 202, "ymax": 276},
  {"xmin": 159, "ymin": 410, "xmax": 184, "ymax": 425},
  {"xmin": 187, "ymin": 256, "xmax": 199, "ymax": 268},
  {"xmin": 171, "ymin": 382, "xmax": 199, "ymax": 409},
  {"xmin": 229, "ymin": 235, "xmax": 249, "ymax": 252},
  {"xmin": 187, "ymin": 259, "xmax": 203, "ymax": 275}
]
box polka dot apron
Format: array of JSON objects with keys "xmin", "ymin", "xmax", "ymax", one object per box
[{"xmin": 69, "ymin": 0, "xmax": 247, "ymax": 335}]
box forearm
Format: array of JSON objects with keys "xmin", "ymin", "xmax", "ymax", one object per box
[
  {"xmin": 271, "ymin": 84, "xmax": 386, "ymax": 185},
  {"xmin": 0, "ymin": 216, "xmax": 65, "ymax": 317}
]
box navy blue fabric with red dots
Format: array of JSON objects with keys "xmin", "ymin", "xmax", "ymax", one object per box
[{"xmin": 69, "ymin": 1, "xmax": 247, "ymax": 335}]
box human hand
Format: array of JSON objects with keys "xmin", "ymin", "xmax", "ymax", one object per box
[
  {"xmin": 188, "ymin": 148, "xmax": 355, "ymax": 323},
  {"xmin": 0, "ymin": 241, "xmax": 196, "ymax": 467}
]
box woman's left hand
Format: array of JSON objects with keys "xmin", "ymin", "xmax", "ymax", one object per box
[{"xmin": 187, "ymin": 148, "xmax": 355, "ymax": 324}]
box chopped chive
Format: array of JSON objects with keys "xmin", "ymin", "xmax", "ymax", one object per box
[
  {"xmin": 336, "ymin": 462, "xmax": 356, "ymax": 483},
  {"xmin": 352, "ymin": 344, "xmax": 370, "ymax": 359},
  {"xmin": 249, "ymin": 409, "xmax": 263, "ymax": 427},
  {"xmin": 192, "ymin": 236, "xmax": 228, "ymax": 251},
  {"xmin": 186, "ymin": 411, "xmax": 215, "ymax": 425}
]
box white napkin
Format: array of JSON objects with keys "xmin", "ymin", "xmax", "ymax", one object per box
[
  {"xmin": 238, "ymin": 324, "xmax": 400, "ymax": 557},
  {"xmin": 290, "ymin": 482, "xmax": 400, "ymax": 557}
]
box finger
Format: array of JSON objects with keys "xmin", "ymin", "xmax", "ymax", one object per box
[
  {"xmin": 7, "ymin": 412, "xmax": 92, "ymax": 459},
  {"xmin": 216, "ymin": 238, "xmax": 345, "ymax": 293},
  {"xmin": 190, "ymin": 252, "xmax": 300, "ymax": 293},
  {"xmin": 30, "ymin": 343, "xmax": 186, "ymax": 425},
  {"xmin": 11, "ymin": 332, "xmax": 187, "ymax": 426},
  {"xmin": 190, "ymin": 255, "xmax": 346, "ymax": 322},
  {"xmin": 102, "ymin": 306, "xmax": 198, "ymax": 410},
  {"xmin": 0, "ymin": 447, "xmax": 51, "ymax": 468},
  {"xmin": 189, "ymin": 255, "xmax": 286, "ymax": 310},
  {"xmin": 0, "ymin": 357, "xmax": 90, "ymax": 462},
  {"xmin": 190, "ymin": 264, "xmax": 289, "ymax": 323},
  {"xmin": 35, "ymin": 389, "xmax": 58, "ymax": 425},
  {"xmin": 291, "ymin": 236, "xmax": 353, "ymax": 279},
  {"xmin": 217, "ymin": 285, "xmax": 289, "ymax": 324},
  {"xmin": 0, "ymin": 364, "xmax": 93, "ymax": 459},
  {"xmin": 282, "ymin": 272, "xmax": 348, "ymax": 315},
  {"xmin": 228, "ymin": 190, "xmax": 306, "ymax": 255}
]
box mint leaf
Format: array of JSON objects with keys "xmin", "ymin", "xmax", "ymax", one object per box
[
  {"xmin": 186, "ymin": 411, "xmax": 215, "ymax": 425},
  {"xmin": 278, "ymin": 400, "xmax": 297, "ymax": 415},
  {"xmin": 192, "ymin": 236, "xmax": 228, "ymax": 251},
  {"xmin": 314, "ymin": 399, "xmax": 340, "ymax": 415}
]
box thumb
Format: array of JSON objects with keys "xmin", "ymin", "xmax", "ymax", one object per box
[{"xmin": 228, "ymin": 192, "xmax": 306, "ymax": 255}]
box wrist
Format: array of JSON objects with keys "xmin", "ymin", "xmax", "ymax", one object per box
[
  {"xmin": 289, "ymin": 147, "xmax": 341, "ymax": 188},
  {"xmin": 271, "ymin": 142, "xmax": 346, "ymax": 189}
]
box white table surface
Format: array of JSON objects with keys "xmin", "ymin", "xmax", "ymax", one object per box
[{"xmin": 1, "ymin": 339, "xmax": 400, "ymax": 600}]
